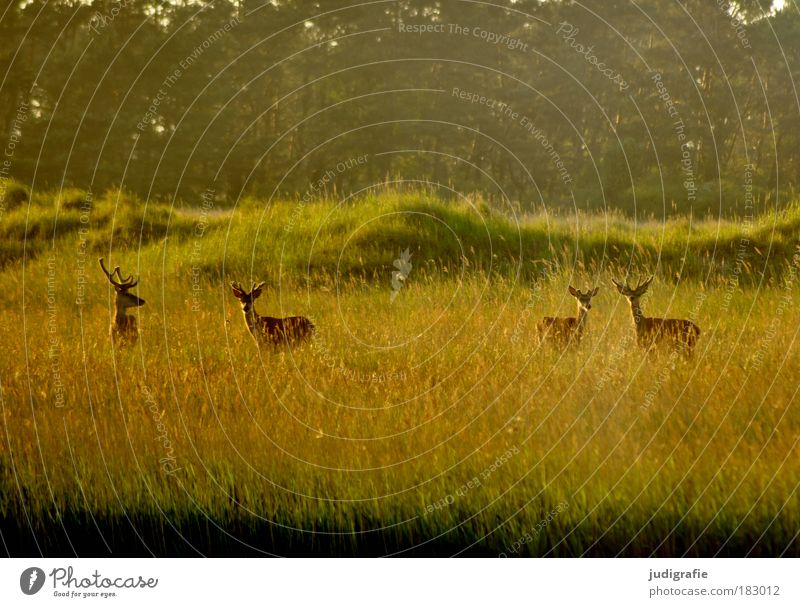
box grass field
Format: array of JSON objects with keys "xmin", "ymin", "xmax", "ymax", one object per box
[{"xmin": 1, "ymin": 188, "xmax": 798, "ymax": 556}]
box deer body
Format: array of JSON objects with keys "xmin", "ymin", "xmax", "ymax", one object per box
[
  {"xmin": 612, "ymin": 277, "xmax": 700, "ymax": 355},
  {"xmin": 100, "ymin": 258, "xmax": 145, "ymax": 345},
  {"xmin": 536, "ymin": 286, "xmax": 598, "ymax": 346},
  {"xmin": 232, "ymin": 281, "xmax": 314, "ymax": 346}
]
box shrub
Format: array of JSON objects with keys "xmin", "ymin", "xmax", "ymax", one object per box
[
  {"xmin": 56, "ymin": 187, "xmax": 90, "ymax": 211},
  {"xmin": 0, "ymin": 179, "xmax": 29, "ymax": 211}
]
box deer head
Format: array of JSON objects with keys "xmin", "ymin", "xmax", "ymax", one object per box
[
  {"xmin": 611, "ymin": 276, "xmax": 653, "ymax": 304},
  {"xmin": 612, "ymin": 277, "xmax": 653, "ymax": 322},
  {"xmin": 99, "ymin": 258, "xmax": 145, "ymax": 309},
  {"xmin": 568, "ymin": 285, "xmax": 600, "ymax": 312},
  {"xmin": 230, "ymin": 281, "xmax": 266, "ymax": 314}
]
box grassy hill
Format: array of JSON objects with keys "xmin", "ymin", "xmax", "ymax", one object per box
[{"xmin": 2, "ymin": 183, "xmax": 798, "ymax": 287}]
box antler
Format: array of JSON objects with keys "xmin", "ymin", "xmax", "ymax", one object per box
[
  {"xmin": 115, "ymin": 267, "xmax": 137, "ymax": 289},
  {"xmin": 611, "ymin": 277, "xmax": 629, "ymax": 294},
  {"xmin": 612, "ymin": 275, "xmax": 652, "ymax": 296},
  {"xmin": 99, "ymin": 258, "xmax": 123, "ymax": 287},
  {"xmin": 99, "ymin": 258, "xmax": 138, "ymax": 290},
  {"xmin": 635, "ymin": 276, "xmax": 654, "ymax": 293}
]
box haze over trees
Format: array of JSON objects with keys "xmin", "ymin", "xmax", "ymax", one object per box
[{"xmin": 1, "ymin": 0, "xmax": 796, "ymax": 216}]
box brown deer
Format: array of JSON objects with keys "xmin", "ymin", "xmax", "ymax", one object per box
[
  {"xmin": 535, "ymin": 286, "xmax": 599, "ymax": 346},
  {"xmin": 99, "ymin": 258, "xmax": 145, "ymax": 345},
  {"xmin": 611, "ymin": 276, "xmax": 700, "ymax": 355},
  {"xmin": 230, "ymin": 281, "xmax": 314, "ymax": 346}
]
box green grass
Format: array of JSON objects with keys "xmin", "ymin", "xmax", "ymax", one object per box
[
  {"xmin": 0, "ymin": 188, "xmax": 798, "ymax": 555},
  {"xmin": 2, "ymin": 186, "xmax": 800, "ymax": 285}
]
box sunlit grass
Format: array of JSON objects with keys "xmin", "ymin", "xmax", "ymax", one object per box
[{"xmin": 0, "ymin": 190, "xmax": 798, "ymax": 555}]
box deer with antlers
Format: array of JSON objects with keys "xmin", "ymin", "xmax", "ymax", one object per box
[
  {"xmin": 230, "ymin": 281, "xmax": 314, "ymax": 346},
  {"xmin": 611, "ymin": 276, "xmax": 700, "ymax": 356},
  {"xmin": 99, "ymin": 258, "xmax": 145, "ymax": 345},
  {"xmin": 535, "ymin": 286, "xmax": 600, "ymax": 347}
]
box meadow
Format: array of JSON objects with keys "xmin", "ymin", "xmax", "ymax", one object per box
[{"xmin": 0, "ymin": 186, "xmax": 798, "ymax": 556}]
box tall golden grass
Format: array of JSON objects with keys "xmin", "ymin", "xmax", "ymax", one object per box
[{"xmin": 0, "ymin": 191, "xmax": 798, "ymax": 555}]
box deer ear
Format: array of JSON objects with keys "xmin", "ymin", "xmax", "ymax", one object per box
[
  {"xmin": 568, "ymin": 285, "xmax": 578, "ymax": 297},
  {"xmin": 592, "ymin": 286, "xmax": 600, "ymax": 296},
  {"xmin": 251, "ymin": 281, "xmax": 265, "ymax": 298}
]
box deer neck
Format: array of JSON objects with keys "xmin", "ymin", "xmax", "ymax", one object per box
[
  {"xmin": 629, "ymin": 299, "xmax": 645, "ymax": 324},
  {"xmin": 114, "ymin": 298, "xmax": 134, "ymax": 327},
  {"xmin": 242, "ymin": 303, "xmax": 259, "ymax": 331},
  {"xmin": 113, "ymin": 298, "xmax": 136, "ymax": 333},
  {"xmin": 576, "ymin": 304, "xmax": 588, "ymax": 335}
]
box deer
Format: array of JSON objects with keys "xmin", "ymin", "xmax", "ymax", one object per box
[
  {"xmin": 99, "ymin": 258, "xmax": 145, "ymax": 345},
  {"xmin": 535, "ymin": 286, "xmax": 600, "ymax": 347},
  {"xmin": 230, "ymin": 281, "xmax": 315, "ymax": 346},
  {"xmin": 611, "ymin": 276, "xmax": 700, "ymax": 356}
]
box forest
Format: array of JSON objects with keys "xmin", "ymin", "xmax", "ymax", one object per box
[{"xmin": 1, "ymin": 0, "xmax": 796, "ymax": 216}]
